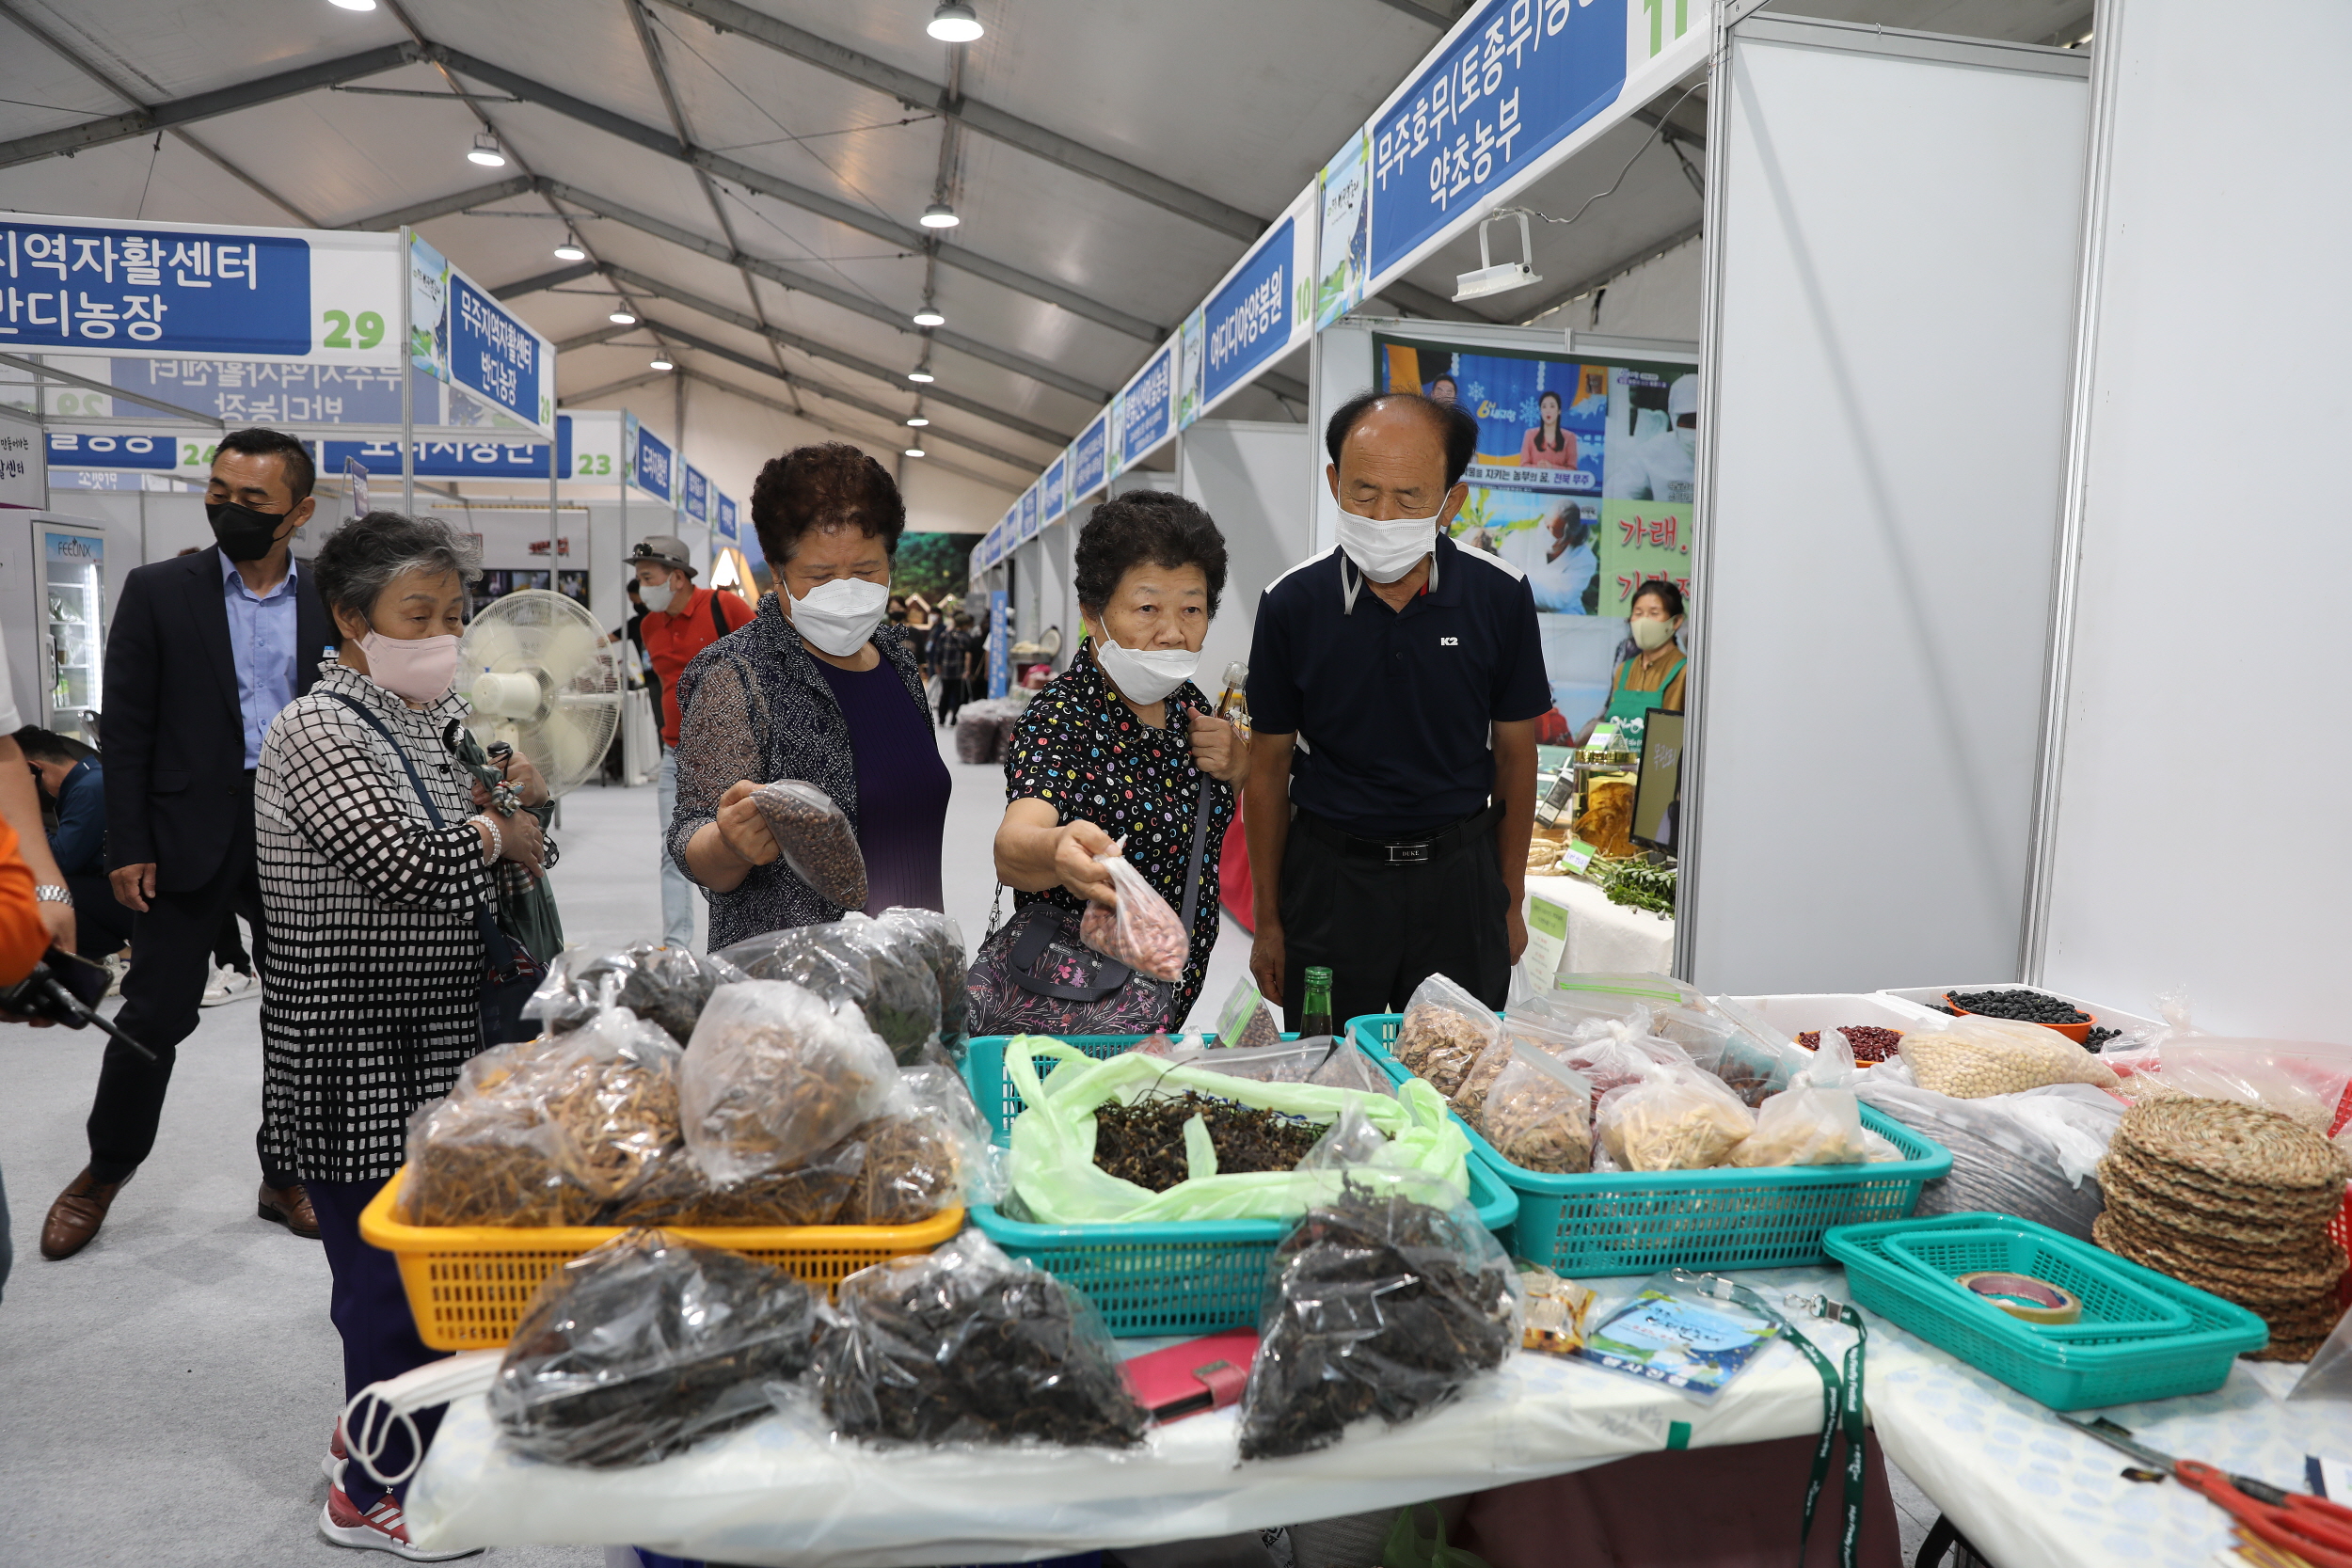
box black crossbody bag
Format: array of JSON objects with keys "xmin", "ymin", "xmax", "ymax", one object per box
[{"xmin": 326, "ymin": 693, "xmax": 544, "ymax": 1046}]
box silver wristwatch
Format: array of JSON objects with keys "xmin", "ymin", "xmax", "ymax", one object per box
[{"xmin": 35, "ymin": 883, "xmax": 72, "ymax": 904}]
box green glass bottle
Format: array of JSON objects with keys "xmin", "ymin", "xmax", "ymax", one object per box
[{"xmin": 1299, "ymin": 965, "xmax": 1335, "ymax": 1039}]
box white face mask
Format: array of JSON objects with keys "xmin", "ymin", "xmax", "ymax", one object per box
[
  {"xmin": 637, "ymin": 579, "xmax": 675, "ymax": 614},
  {"xmin": 1091, "ymin": 633, "xmax": 1199, "ymax": 705},
  {"xmin": 787, "ymin": 576, "xmax": 891, "ymax": 657},
  {"xmin": 1335, "ymin": 504, "xmax": 1441, "ymax": 584},
  {"xmin": 1674, "ymin": 426, "xmax": 1697, "ymax": 459}
]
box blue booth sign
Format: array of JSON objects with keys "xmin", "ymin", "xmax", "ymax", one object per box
[
  {"xmin": 448, "ymin": 271, "xmax": 552, "ymax": 432},
  {"xmin": 320, "ymin": 438, "xmax": 553, "ymax": 480},
  {"xmin": 1071, "ymin": 416, "xmax": 1107, "ymax": 500},
  {"xmin": 1117, "ymin": 346, "xmax": 1176, "ymax": 471},
  {"xmin": 1365, "ymin": 0, "xmax": 1628, "ymax": 286},
  {"xmin": 715, "ymin": 491, "xmax": 739, "ymax": 541},
  {"xmin": 1201, "ymin": 216, "xmax": 1296, "ymax": 409},
  {"xmin": 45, "ymin": 431, "xmax": 177, "ymax": 470},
  {"xmin": 624, "ymin": 413, "xmax": 674, "ymax": 501},
  {"xmin": 681, "ymin": 464, "xmax": 709, "ymax": 523},
  {"xmin": 1041, "ymin": 454, "xmax": 1067, "ymax": 523}
]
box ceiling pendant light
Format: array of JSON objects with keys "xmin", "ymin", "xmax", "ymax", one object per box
[
  {"xmin": 609, "ymin": 309, "xmax": 638, "ymax": 325},
  {"xmin": 911, "ymin": 307, "xmax": 946, "ymax": 327},
  {"xmin": 904, "ymin": 447, "xmax": 928, "ymax": 458},
  {"xmin": 906, "ymin": 369, "xmax": 935, "ymax": 384},
  {"xmin": 905, "ymin": 417, "xmax": 930, "ymax": 427},
  {"xmin": 650, "ymin": 354, "xmax": 674, "ymax": 372},
  {"xmin": 552, "ymin": 231, "xmax": 586, "ymax": 261},
  {"xmin": 467, "ymin": 131, "xmax": 507, "ymax": 167},
  {"xmin": 926, "ymin": 2, "xmax": 983, "ymax": 43},
  {"xmin": 919, "ymin": 201, "xmax": 961, "ymax": 230}
]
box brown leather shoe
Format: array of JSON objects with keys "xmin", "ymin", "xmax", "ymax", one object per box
[
  {"xmin": 40, "ymin": 1167, "xmax": 130, "ymax": 1259},
  {"xmin": 258, "ymin": 1180, "xmax": 321, "ymax": 1240}
]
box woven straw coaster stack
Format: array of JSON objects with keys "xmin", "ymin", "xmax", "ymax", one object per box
[{"xmin": 2094, "ymin": 1098, "xmax": 2352, "ymax": 1361}]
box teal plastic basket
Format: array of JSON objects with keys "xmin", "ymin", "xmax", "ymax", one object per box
[
  {"xmin": 1350, "ymin": 1013, "xmax": 1952, "ymax": 1276},
  {"xmin": 963, "ymin": 1031, "xmax": 1518, "ymax": 1337},
  {"xmin": 1824, "ymin": 1212, "xmax": 2270, "ymax": 1409},
  {"xmin": 1879, "ymin": 1226, "xmax": 2192, "ymax": 1340}
]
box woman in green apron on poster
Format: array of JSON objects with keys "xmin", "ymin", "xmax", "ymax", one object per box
[{"xmin": 1597, "ymin": 579, "xmax": 1689, "ymax": 736}]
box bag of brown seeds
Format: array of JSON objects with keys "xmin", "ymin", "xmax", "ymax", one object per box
[
  {"xmin": 1077, "ymin": 846, "xmax": 1190, "ymax": 983},
  {"xmin": 752, "ymin": 779, "xmax": 868, "ymax": 912}
]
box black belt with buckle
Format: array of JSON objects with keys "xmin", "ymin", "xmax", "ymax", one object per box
[{"xmin": 1293, "ymin": 803, "xmax": 1499, "ymax": 864}]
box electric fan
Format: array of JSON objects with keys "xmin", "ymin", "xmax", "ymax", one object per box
[{"xmin": 459, "ymin": 589, "xmax": 624, "ymax": 795}]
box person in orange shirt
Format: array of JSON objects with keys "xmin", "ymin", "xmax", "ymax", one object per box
[
  {"xmin": 0, "ymin": 724, "xmax": 71, "ymax": 1305},
  {"xmin": 628, "ymin": 535, "xmax": 755, "ymax": 947}
]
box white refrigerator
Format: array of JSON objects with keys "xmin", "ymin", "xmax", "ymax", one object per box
[{"xmin": 0, "ymin": 514, "xmax": 109, "ymax": 746}]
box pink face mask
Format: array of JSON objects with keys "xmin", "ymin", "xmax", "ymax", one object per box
[{"xmin": 359, "ymin": 630, "xmax": 460, "ymax": 703}]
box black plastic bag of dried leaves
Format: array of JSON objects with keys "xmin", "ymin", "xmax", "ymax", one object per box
[
  {"xmin": 489, "ymin": 1229, "xmax": 816, "ymax": 1467},
  {"xmin": 526, "ymin": 942, "xmax": 749, "ymax": 1047},
  {"xmin": 719, "ymin": 914, "xmax": 943, "ymax": 1064},
  {"xmin": 816, "ymin": 1231, "xmax": 1149, "ymax": 1449},
  {"xmin": 1238, "ymin": 1179, "xmax": 1522, "ymax": 1461}
]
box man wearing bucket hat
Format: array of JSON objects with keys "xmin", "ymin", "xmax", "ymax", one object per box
[{"xmin": 630, "ymin": 535, "xmax": 755, "ymax": 947}]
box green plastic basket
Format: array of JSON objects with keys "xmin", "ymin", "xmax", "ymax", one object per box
[
  {"xmin": 1823, "ymin": 1212, "xmax": 2270, "ymax": 1409},
  {"xmin": 1879, "ymin": 1226, "xmax": 2192, "ymax": 1340},
  {"xmin": 963, "ymin": 1031, "xmax": 1518, "ymax": 1337},
  {"xmin": 1350, "ymin": 1013, "xmax": 1951, "ymax": 1276}
]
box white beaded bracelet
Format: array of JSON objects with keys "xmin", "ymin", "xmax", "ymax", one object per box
[{"xmin": 471, "ymin": 813, "xmax": 502, "ymax": 865}]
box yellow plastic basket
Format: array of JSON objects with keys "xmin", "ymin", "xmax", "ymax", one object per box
[{"xmin": 359, "ymin": 1166, "xmax": 964, "ymax": 1350}]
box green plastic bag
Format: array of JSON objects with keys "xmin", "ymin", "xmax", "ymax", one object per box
[
  {"xmin": 1381, "ymin": 1504, "xmax": 1493, "ymax": 1568},
  {"xmin": 1003, "ymin": 1037, "xmax": 1473, "ymax": 1225}
]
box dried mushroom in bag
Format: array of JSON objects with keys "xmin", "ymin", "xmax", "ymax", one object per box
[
  {"xmin": 680, "ymin": 980, "xmax": 898, "ymax": 1183},
  {"xmin": 1394, "ymin": 973, "xmax": 1505, "ymax": 1101},
  {"xmin": 1474, "ymin": 1047, "xmax": 1594, "ymax": 1174},
  {"xmin": 1238, "ymin": 1179, "xmax": 1521, "ymax": 1461},
  {"xmin": 718, "ymin": 914, "xmax": 942, "ymax": 1065},
  {"xmin": 816, "ymin": 1231, "xmax": 1149, "ymax": 1448},
  {"xmin": 525, "ymin": 943, "xmax": 747, "ymax": 1047},
  {"xmin": 752, "ymin": 780, "xmax": 868, "ymax": 911},
  {"xmin": 1077, "ymin": 847, "xmax": 1190, "ymax": 983},
  {"xmin": 488, "ymin": 1229, "xmax": 816, "ymax": 1467},
  {"xmin": 878, "ymin": 906, "xmax": 969, "ymax": 1055}
]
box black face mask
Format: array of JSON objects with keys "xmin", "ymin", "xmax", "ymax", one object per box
[{"xmin": 206, "ymin": 499, "xmax": 291, "ymax": 562}]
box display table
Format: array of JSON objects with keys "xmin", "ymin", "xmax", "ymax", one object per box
[
  {"xmin": 406, "ymin": 1267, "xmax": 1885, "ymax": 1566},
  {"xmin": 402, "ymin": 1266, "xmax": 2351, "ymax": 1568},
  {"xmin": 1520, "ymin": 874, "xmax": 1674, "ymax": 983}
]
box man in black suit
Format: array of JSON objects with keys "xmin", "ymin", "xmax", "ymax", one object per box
[{"xmin": 41, "ymin": 428, "xmax": 334, "ymax": 1260}]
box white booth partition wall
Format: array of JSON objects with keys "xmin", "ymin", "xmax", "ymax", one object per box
[
  {"xmin": 1679, "ymin": 16, "xmax": 2090, "ymax": 993},
  {"xmin": 1179, "ymin": 420, "xmax": 1314, "ymax": 700},
  {"xmin": 2027, "ymin": 0, "xmax": 2352, "ymax": 1038}
]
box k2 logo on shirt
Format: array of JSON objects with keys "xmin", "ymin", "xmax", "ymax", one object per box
[{"xmin": 1438, "ymin": 637, "xmax": 1459, "ymax": 646}]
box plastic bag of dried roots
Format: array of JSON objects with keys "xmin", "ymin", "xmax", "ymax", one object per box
[
  {"xmin": 1473, "ymin": 1046, "xmax": 1595, "ymax": 1174},
  {"xmin": 719, "ymin": 913, "xmax": 943, "ymax": 1065},
  {"xmin": 1238, "ymin": 1175, "xmax": 1522, "ymax": 1460},
  {"xmin": 817, "ymin": 1230, "xmax": 1149, "ymax": 1448},
  {"xmin": 1077, "ymin": 845, "xmax": 1189, "ymax": 983},
  {"xmin": 524, "ymin": 942, "xmax": 748, "ymax": 1047},
  {"xmin": 843, "ymin": 1063, "xmax": 998, "ymax": 1226},
  {"xmin": 680, "ymin": 979, "xmax": 898, "ymax": 1182},
  {"xmin": 488, "ymin": 1228, "xmax": 816, "ymax": 1467},
  {"xmin": 1596, "ymin": 1064, "xmax": 1757, "ymax": 1171},
  {"xmin": 752, "ymin": 779, "xmax": 868, "ymax": 911},
  {"xmin": 1393, "ymin": 973, "xmax": 1505, "ymax": 1102}
]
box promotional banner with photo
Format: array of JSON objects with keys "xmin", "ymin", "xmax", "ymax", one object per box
[{"xmin": 1375, "ymin": 333, "xmax": 1695, "ymax": 739}]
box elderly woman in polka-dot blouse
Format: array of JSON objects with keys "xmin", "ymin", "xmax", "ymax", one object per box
[{"xmin": 991, "ymin": 490, "xmax": 1251, "ymax": 1027}]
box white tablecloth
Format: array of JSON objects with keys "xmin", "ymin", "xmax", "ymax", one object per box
[
  {"xmin": 406, "ymin": 1268, "xmax": 1880, "ymax": 1566},
  {"xmin": 1520, "ymin": 875, "xmax": 1674, "ymax": 983}
]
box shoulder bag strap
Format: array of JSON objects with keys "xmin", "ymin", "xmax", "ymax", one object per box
[
  {"xmin": 324, "ymin": 692, "xmax": 514, "ymax": 966},
  {"xmin": 1181, "ymin": 771, "xmax": 1216, "ymax": 930},
  {"xmin": 710, "ymin": 590, "xmax": 730, "ymax": 641}
]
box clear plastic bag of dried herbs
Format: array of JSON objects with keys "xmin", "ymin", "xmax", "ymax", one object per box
[
  {"xmin": 488, "ymin": 1228, "xmax": 817, "ymax": 1467},
  {"xmin": 524, "ymin": 942, "xmax": 748, "ymax": 1047},
  {"xmin": 878, "ymin": 906, "xmax": 969, "ymax": 1057},
  {"xmin": 1238, "ymin": 1175, "xmax": 1522, "ymax": 1461},
  {"xmin": 816, "ymin": 1230, "xmax": 1150, "ymax": 1449},
  {"xmin": 719, "ymin": 913, "xmax": 942, "ymax": 1065},
  {"xmin": 679, "ymin": 979, "xmax": 898, "ymax": 1182}
]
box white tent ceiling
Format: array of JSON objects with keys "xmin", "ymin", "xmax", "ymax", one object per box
[{"xmin": 0, "ymin": 0, "xmax": 2091, "ymax": 489}]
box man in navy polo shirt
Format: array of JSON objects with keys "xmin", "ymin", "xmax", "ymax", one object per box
[{"xmin": 1244, "ymin": 390, "xmax": 1549, "ymax": 1027}]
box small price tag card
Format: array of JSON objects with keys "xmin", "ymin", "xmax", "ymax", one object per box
[{"xmin": 1557, "ymin": 837, "xmax": 1599, "ymax": 875}]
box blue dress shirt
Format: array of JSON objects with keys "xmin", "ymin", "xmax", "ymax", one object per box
[
  {"xmin": 220, "ymin": 547, "xmax": 301, "ymax": 769},
  {"xmin": 46, "ymin": 755, "xmax": 105, "ymax": 876}
]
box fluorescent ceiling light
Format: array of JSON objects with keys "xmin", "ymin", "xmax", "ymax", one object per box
[
  {"xmin": 919, "ymin": 202, "xmax": 961, "ymax": 230},
  {"xmin": 904, "ymin": 448, "xmax": 928, "ymax": 458},
  {"xmin": 906, "ymin": 370, "xmax": 935, "ymax": 384},
  {"xmin": 552, "ymin": 233, "xmax": 586, "ymax": 261},
  {"xmin": 327, "ymin": 0, "xmax": 377, "ymax": 10},
  {"xmin": 609, "ymin": 309, "xmax": 638, "ymax": 325},
  {"xmin": 467, "ymin": 132, "xmax": 507, "ymax": 168},
  {"xmin": 905, "ymin": 417, "xmax": 930, "ymax": 427},
  {"xmin": 911, "ymin": 308, "xmax": 946, "ymax": 327},
  {"xmin": 927, "ymin": 3, "xmax": 983, "ymax": 43},
  {"xmin": 650, "ymin": 355, "xmax": 674, "ymax": 372}
]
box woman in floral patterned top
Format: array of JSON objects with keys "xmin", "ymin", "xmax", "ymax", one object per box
[{"xmin": 990, "ymin": 491, "xmax": 1250, "ymax": 1027}]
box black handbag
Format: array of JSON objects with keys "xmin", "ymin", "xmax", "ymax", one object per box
[{"xmin": 325, "ymin": 693, "xmax": 544, "ymax": 1046}]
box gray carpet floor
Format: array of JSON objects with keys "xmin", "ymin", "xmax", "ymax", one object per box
[{"xmin": 0, "ymin": 723, "xmax": 1253, "ymax": 1567}]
